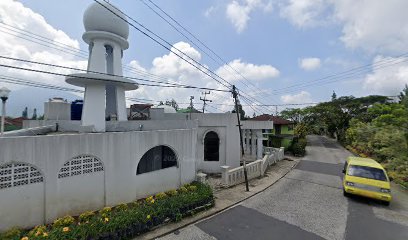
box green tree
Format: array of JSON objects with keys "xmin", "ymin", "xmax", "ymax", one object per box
[
  {"xmin": 22, "ymin": 107, "xmax": 28, "ymax": 118},
  {"xmin": 232, "ymin": 102, "xmax": 246, "ymax": 120},
  {"xmin": 331, "ymin": 91, "xmax": 337, "ymax": 101},
  {"xmin": 165, "ymin": 99, "xmax": 179, "ymax": 111},
  {"xmin": 280, "ymin": 108, "xmax": 305, "ymax": 124},
  {"xmin": 399, "ymin": 84, "xmax": 408, "ymax": 108},
  {"xmin": 31, "ymin": 108, "xmax": 37, "ymax": 120}
]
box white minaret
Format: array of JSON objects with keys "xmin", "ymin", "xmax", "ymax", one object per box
[{"xmin": 66, "ymin": 1, "xmax": 138, "ymax": 132}]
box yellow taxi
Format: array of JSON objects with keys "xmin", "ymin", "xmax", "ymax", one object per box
[{"xmin": 343, "ymin": 156, "xmax": 392, "ymax": 205}]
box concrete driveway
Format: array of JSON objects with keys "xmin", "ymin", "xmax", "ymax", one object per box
[{"xmin": 157, "ymin": 135, "xmax": 408, "ymax": 240}]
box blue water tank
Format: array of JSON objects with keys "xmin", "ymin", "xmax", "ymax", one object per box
[{"xmin": 71, "ymin": 100, "xmax": 83, "ymax": 120}]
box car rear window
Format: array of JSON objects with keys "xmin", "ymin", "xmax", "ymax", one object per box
[{"xmin": 347, "ymin": 165, "xmax": 387, "ymax": 181}]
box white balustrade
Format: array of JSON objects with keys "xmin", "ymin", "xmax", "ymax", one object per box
[{"xmin": 221, "ymin": 147, "xmax": 285, "ymax": 187}]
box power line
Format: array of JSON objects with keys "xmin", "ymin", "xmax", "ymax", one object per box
[
  {"xmin": 0, "ymin": 62, "xmax": 231, "ymax": 93},
  {"xmin": 142, "ymin": 0, "xmax": 280, "ymax": 104},
  {"xmin": 0, "ymin": 56, "xmax": 231, "ymax": 92},
  {"xmin": 97, "ymin": 0, "xmax": 232, "ymax": 89},
  {"xmin": 272, "ymin": 52, "xmax": 408, "ymax": 95},
  {"xmin": 0, "ymin": 21, "xmax": 190, "ymax": 88}
]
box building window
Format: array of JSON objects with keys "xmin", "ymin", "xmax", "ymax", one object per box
[
  {"xmin": 204, "ymin": 131, "xmax": 219, "ymax": 161},
  {"xmin": 137, "ymin": 146, "xmax": 177, "ymax": 174},
  {"xmin": 288, "ymin": 124, "xmax": 294, "ymax": 131},
  {"xmin": 0, "ymin": 163, "xmax": 44, "ymax": 189},
  {"xmin": 58, "ymin": 155, "xmax": 104, "ymax": 179}
]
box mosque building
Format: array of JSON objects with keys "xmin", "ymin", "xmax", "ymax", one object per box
[{"xmin": 0, "ymin": 1, "xmax": 273, "ymax": 231}]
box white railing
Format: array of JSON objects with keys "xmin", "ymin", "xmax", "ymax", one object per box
[{"xmin": 221, "ymin": 147, "xmax": 284, "ymax": 187}]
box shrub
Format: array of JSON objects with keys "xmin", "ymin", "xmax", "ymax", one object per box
[
  {"xmin": 188, "ymin": 186, "xmax": 197, "ymax": 192},
  {"xmin": 166, "ymin": 189, "xmax": 178, "ymax": 196},
  {"xmin": 180, "ymin": 186, "xmax": 188, "ymax": 193},
  {"xmin": 0, "ymin": 182, "xmax": 214, "ymax": 240},
  {"xmin": 53, "ymin": 215, "xmax": 74, "ymax": 228},
  {"xmin": 155, "ymin": 192, "xmax": 167, "ymax": 199},
  {"xmin": 290, "ymin": 137, "xmax": 307, "ymax": 156},
  {"xmin": 0, "ymin": 227, "xmax": 22, "ymax": 240},
  {"xmin": 79, "ymin": 211, "xmax": 95, "ymax": 223},
  {"xmin": 117, "ymin": 203, "xmax": 128, "ymax": 211}
]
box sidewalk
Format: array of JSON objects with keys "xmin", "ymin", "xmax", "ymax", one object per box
[{"xmin": 137, "ymin": 156, "xmax": 300, "ymax": 240}]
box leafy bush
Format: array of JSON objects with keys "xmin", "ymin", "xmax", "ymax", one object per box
[
  {"xmin": 290, "ymin": 137, "xmax": 307, "ymax": 156},
  {"xmin": 0, "ymin": 182, "xmax": 214, "ymax": 240}
]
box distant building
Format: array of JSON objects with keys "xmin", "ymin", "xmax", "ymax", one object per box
[
  {"xmin": 249, "ymin": 114, "xmax": 294, "ymax": 148},
  {"xmin": 129, "ymin": 104, "xmax": 153, "ymax": 120}
]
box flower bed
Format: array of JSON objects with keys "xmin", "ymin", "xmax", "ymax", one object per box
[{"xmin": 1, "ymin": 182, "xmax": 214, "ymax": 240}]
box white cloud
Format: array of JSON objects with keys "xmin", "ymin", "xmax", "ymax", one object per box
[
  {"xmin": 204, "ymin": 6, "xmax": 216, "ymax": 18},
  {"xmin": 216, "ymin": 59, "xmax": 280, "ymax": 82},
  {"xmin": 279, "ymin": 0, "xmax": 329, "ymax": 28},
  {"xmin": 278, "ymin": 0, "xmax": 408, "ymax": 54},
  {"xmin": 226, "ymin": 0, "xmax": 273, "ymax": 33},
  {"xmin": 332, "ymin": 0, "xmax": 408, "ymax": 54},
  {"xmin": 0, "ymin": 0, "xmax": 86, "ymax": 91},
  {"xmin": 126, "ymin": 41, "xmax": 279, "ymax": 115},
  {"xmin": 281, "ymin": 91, "xmax": 312, "ymax": 104},
  {"xmin": 299, "ymin": 57, "xmax": 321, "ymax": 71},
  {"xmin": 363, "ymin": 56, "xmax": 408, "ymax": 95}
]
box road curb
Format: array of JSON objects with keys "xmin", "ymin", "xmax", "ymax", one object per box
[{"xmin": 143, "ymin": 159, "xmax": 300, "ymax": 240}]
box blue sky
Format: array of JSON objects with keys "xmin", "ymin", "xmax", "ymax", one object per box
[{"xmin": 1, "ymin": 0, "xmax": 408, "ymax": 116}]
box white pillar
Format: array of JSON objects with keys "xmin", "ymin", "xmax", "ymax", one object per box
[
  {"xmin": 251, "ymin": 130, "xmax": 257, "ymax": 158},
  {"xmin": 81, "ymin": 83, "xmax": 106, "ymax": 132},
  {"xmin": 1, "ymin": 100, "xmax": 5, "ymax": 135},
  {"xmin": 88, "ymin": 40, "xmax": 106, "ymax": 73},
  {"xmin": 113, "ymin": 45, "xmax": 123, "ymax": 75},
  {"xmin": 220, "ymin": 166, "xmax": 230, "ymax": 186},
  {"xmin": 257, "ymin": 130, "xmax": 263, "ymax": 159},
  {"xmin": 116, "ymin": 86, "xmax": 127, "ymax": 121}
]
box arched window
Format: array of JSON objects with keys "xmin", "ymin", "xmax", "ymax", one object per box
[
  {"xmin": 58, "ymin": 155, "xmax": 104, "ymax": 179},
  {"xmin": 137, "ymin": 146, "xmax": 177, "ymax": 174},
  {"xmin": 0, "ymin": 163, "xmax": 44, "ymax": 189},
  {"xmin": 204, "ymin": 131, "xmax": 219, "ymax": 161}
]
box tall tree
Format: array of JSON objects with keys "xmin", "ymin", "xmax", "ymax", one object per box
[
  {"xmin": 399, "ymin": 84, "xmax": 408, "ymax": 108},
  {"xmin": 232, "ymin": 101, "xmax": 246, "ymax": 120},
  {"xmin": 31, "ymin": 108, "xmax": 37, "ymax": 120},
  {"xmin": 165, "ymin": 99, "xmax": 179, "ymax": 111},
  {"xmin": 331, "ymin": 91, "xmax": 337, "ymax": 101},
  {"xmin": 22, "ymin": 107, "xmax": 28, "ymax": 118}
]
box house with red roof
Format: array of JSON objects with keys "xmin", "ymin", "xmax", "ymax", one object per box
[{"xmin": 248, "ymin": 114, "xmax": 295, "ymax": 148}]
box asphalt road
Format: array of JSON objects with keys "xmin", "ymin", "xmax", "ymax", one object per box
[{"xmin": 158, "ymin": 135, "xmax": 408, "ymax": 240}]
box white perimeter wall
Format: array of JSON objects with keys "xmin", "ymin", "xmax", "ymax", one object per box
[{"xmin": 0, "ymin": 129, "xmax": 197, "ymax": 231}]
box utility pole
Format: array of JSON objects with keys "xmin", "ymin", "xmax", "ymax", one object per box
[
  {"xmin": 189, "ymin": 96, "xmax": 194, "ymax": 120},
  {"xmin": 232, "ymin": 85, "xmax": 249, "ymax": 191},
  {"xmin": 200, "ymin": 91, "xmax": 212, "ymax": 113}
]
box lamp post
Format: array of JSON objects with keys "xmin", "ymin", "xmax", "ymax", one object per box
[{"xmin": 0, "ymin": 87, "xmax": 10, "ymax": 136}]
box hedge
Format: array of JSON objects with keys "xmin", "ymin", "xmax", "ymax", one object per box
[{"xmin": 0, "ymin": 182, "xmax": 214, "ymax": 240}]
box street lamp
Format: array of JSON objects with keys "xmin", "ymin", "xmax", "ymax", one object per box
[{"xmin": 0, "ymin": 87, "xmax": 11, "ymax": 136}]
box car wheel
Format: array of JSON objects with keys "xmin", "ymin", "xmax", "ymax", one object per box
[
  {"xmin": 382, "ymin": 201, "xmax": 390, "ymax": 206},
  {"xmin": 343, "ymin": 189, "xmax": 349, "ymax": 197}
]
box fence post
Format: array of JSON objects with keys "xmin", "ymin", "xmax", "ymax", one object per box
[
  {"xmin": 220, "ymin": 165, "xmax": 230, "ymax": 187},
  {"xmin": 280, "ymin": 147, "xmax": 285, "ymax": 160}
]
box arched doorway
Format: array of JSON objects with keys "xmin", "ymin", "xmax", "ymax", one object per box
[{"xmin": 204, "ymin": 131, "xmax": 219, "ymax": 161}]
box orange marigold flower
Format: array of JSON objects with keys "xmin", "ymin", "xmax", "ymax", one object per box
[{"xmin": 62, "ymin": 227, "xmax": 70, "ymax": 232}]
